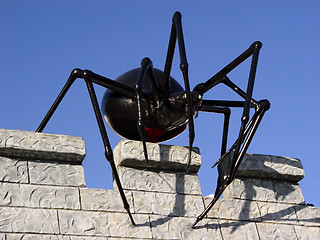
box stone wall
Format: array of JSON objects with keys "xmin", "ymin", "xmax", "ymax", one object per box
[{"xmin": 0, "ymin": 128, "xmax": 319, "ymax": 239}]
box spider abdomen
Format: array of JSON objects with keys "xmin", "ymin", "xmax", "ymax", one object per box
[{"xmin": 101, "ymin": 68, "xmax": 187, "ymax": 142}]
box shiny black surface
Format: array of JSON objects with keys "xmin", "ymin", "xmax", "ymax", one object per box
[{"xmin": 101, "ymin": 68, "xmax": 188, "ymax": 142}]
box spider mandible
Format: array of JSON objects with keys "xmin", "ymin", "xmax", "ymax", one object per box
[{"xmin": 37, "ymin": 11, "xmax": 270, "ymax": 228}]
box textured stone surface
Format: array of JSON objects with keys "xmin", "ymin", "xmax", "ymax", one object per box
[
  {"xmin": 273, "ymin": 181, "xmax": 305, "ymax": 204},
  {"xmin": 5, "ymin": 234, "xmax": 74, "ymax": 239},
  {"xmin": 219, "ymin": 220, "xmax": 260, "ymax": 240},
  {"xmin": 107, "ymin": 213, "xmax": 152, "ymax": 238},
  {"xmin": 0, "ymin": 129, "xmax": 319, "ymax": 239},
  {"xmin": 114, "ymin": 140, "xmax": 201, "ymax": 173},
  {"xmin": 0, "ymin": 182, "xmax": 80, "ymax": 209},
  {"xmin": 0, "ymin": 156, "xmax": 28, "ymax": 183},
  {"xmin": 258, "ymin": 202, "xmax": 298, "ymax": 224},
  {"xmin": 150, "ymin": 216, "xmax": 222, "ymax": 240},
  {"xmin": 224, "ymin": 177, "xmax": 306, "ymax": 204},
  {"xmin": 80, "ymin": 188, "xmax": 133, "ymax": 213},
  {"xmin": 0, "ymin": 207, "xmax": 59, "ymax": 233},
  {"xmin": 0, "ymin": 128, "xmax": 86, "ymax": 163},
  {"xmin": 295, "ymin": 205, "xmax": 320, "ymax": 227},
  {"xmin": 204, "ymin": 197, "xmax": 261, "ymax": 221},
  {"xmin": 294, "ymin": 225, "xmax": 320, "ymax": 240},
  {"xmin": 256, "ymin": 223, "xmax": 297, "ymax": 240},
  {"xmin": 59, "ymin": 210, "xmax": 109, "ymax": 236},
  {"xmin": 224, "ymin": 178, "xmax": 277, "ymax": 202},
  {"xmin": 29, "ymin": 161, "xmax": 85, "ymax": 186},
  {"xmin": 117, "ymin": 166, "xmax": 202, "ymax": 195},
  {"xmin": 133, "ymin": 191, "xmax": 204, "ymax": 217},
  {"xmin": 5, "ymin": 233, "xmax": 110, "ymax": 240},
  {"xmin": 59, "ymin": 210, "xmax": 152, "ymax": 238},
  {"xmin": 219, "ymin": 152, "xmax": 304, "ymax": 181}
]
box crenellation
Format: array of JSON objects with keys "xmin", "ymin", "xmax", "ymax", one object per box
[
  {"xmin": 0, "ymin": 129, "xmax": 319, "ymax": 239},
  {"xmin": 0, "ymin": 129, "xmax": 86, "ymax": 164},
  {"xmin": 114, "ymin": 139, "xmax": 201, "ymax": 173}
]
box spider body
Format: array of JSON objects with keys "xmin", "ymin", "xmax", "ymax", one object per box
[
  {"xmin": 101, "ymin": 67, "xmax": 200, "ymax": 142},
  {"xmin": 37, "ymin": 11, "xmax": 270, "ymax": 228}
]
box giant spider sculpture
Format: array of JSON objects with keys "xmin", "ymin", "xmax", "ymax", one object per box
[{"xmin": 37, "ymin": 11, "xmax": 270, "ymax": 228}]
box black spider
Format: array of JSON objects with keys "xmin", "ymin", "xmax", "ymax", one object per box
[{"xmin": 37, "ymin": 11, "xmax": 270, "ymax": 228}]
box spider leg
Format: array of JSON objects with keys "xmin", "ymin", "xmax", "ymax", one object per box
[
  {"xmin": 135, "ymin": 57, "xmax": 162, "ymax": 164},
  {"xmin": 36, "ymin": 69, "xmax": 135, "ymax": 132},
  {"xmin": 190, "ymin": 42, "xmax": 270, "ymax": 228},
  {"xmin": 36, "ymin": 69, "xmax": 136, "ymax": 225},
  {"xmin": 164, "ymin": 11, "xmax": 195, "ymax": 172},
  {"xmin": 191, "ymin": 100, "xmax": 269, "ymax": 228}
]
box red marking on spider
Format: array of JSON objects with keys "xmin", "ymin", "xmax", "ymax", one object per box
[{"xmin": 146, "ymin": 128, "xmax": 168, "ymax": 142}]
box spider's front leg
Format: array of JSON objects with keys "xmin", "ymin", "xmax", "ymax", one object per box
[
  {"xmin": 135, "ymin": 57, "xmax": 162, "ymax": 164},
  {"xmin": 190, "ymin": 42, "xmax": 270, "ymax": 228},
  {"xmin": 163, "ymin": 11, "xmax": 195, "ymax": 171},
  {"xmin": 36, "ymin": 69, "xmax": 136, "ymax": 225}
]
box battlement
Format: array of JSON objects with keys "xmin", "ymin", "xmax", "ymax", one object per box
[{"xmin": 0, "ymin": 128, "xmax": 319, "ymax": 239}]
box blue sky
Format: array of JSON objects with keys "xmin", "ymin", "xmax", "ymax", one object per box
[{"xmin": 1, "ymin": 1, "xmax": 319, "ymax": 206}]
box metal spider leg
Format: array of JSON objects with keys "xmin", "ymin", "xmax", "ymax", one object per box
[
  {"xmin": 36, "ymin": 68, "xmax": 135, "ymax": 132},
  {"xmin": 211, "ymin": 105, "xmax": 258, "ymax": 169},
  {"xmin": 191, "ymin": 100, "xmax": 269, "ymax": 229},
  {"xmin": 231, "ymin": 42, "xmax": 262, "ymax": 174},
  {"xmin": 190, "ymin": 42, "xmax": 270, "ymax": 228},
  {"xmin": 135, "ymin": 57, "xmax": 162, "ymax": 164},
  {"xmin": 36, "ymin": 69, "xmax": 136, "ymax": 225},
  {"xmin": 164, "ymin": 11, "xmax": 195, "ymax": 172}
]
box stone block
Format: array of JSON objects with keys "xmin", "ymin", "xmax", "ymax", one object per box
[
  {"xmin": 59, "ymin": 210, "xmax": 152, "ymax": 238},
  {"xmin": 218, "ymin": 152, "xmax": 304, "ymax": 182},
  {"xmin": 29, "ymin": 161, "xmax": 85, "ymax": 187},
  {"xmin": 5, "ymin": 233, "xmax": 71, "ymax": 239},
  {"xmin": 117, "ymin": 166, "xmax": 202, "ymax": 195},
  {"xmin": 133, "ymin": 191, "xmax": 204, "ymax": 217},
  {"xmin": 114, "ymin": 140, "xmax": 201, "ymax": 173},
  {"xmin": 0, "ymin": 182, "xmax": 80, "ymax": 209},
  {"xmin": 225, "ymin": 178, "xmax": 305, "ymax": 205},
  {"xmin": 258, "ymin": 202, "xmax": 298, "ymax": 224},
  {"xmin": 59, "ymin": 210, "xmax": 109, "ymax": 236},
  {"xmin": 107, "ymin": 213, "xmax": 152, "ymax": 238},
  {"xmin": 295, "ymin": 205, "xmax": 320, "ymax": 227},
  {"xmin": 0, "ymin": 156, "xmax": 28, "ymax": 183},
  {"xmin": 203, "ymin": 197, "xmax": 261, "ymax": 221},
  {"xmin": 256, "ymin": 223, "xmax": 297, "ymax": 240},
  {"xmin": 0, "ymin": 129, "xmax": 86, "ymax": 163},
  {"xmin": 224, "ymin": 178, "xmax": 277, "ymax": 202},
  {"xmin": 217, "ymin": 220, "xmax": 260, "ymax": 240},
  {"xmin": 273, "ymin": 181, "xmax": 305, "ymax": 204},
  {"xmin": 80, "ymin": 188, "xmax": 133, "ymax": 213},
  {"xmin": 0, "ymin": 207, "xmax": 59, "ymax": 234},
  {"xmin": 149, "ymin": 216, "xmax": 222, "ymax": 240},
  {"xmin": 294, "ymin": 225, "xmax": 320, "ymax": 240}
]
